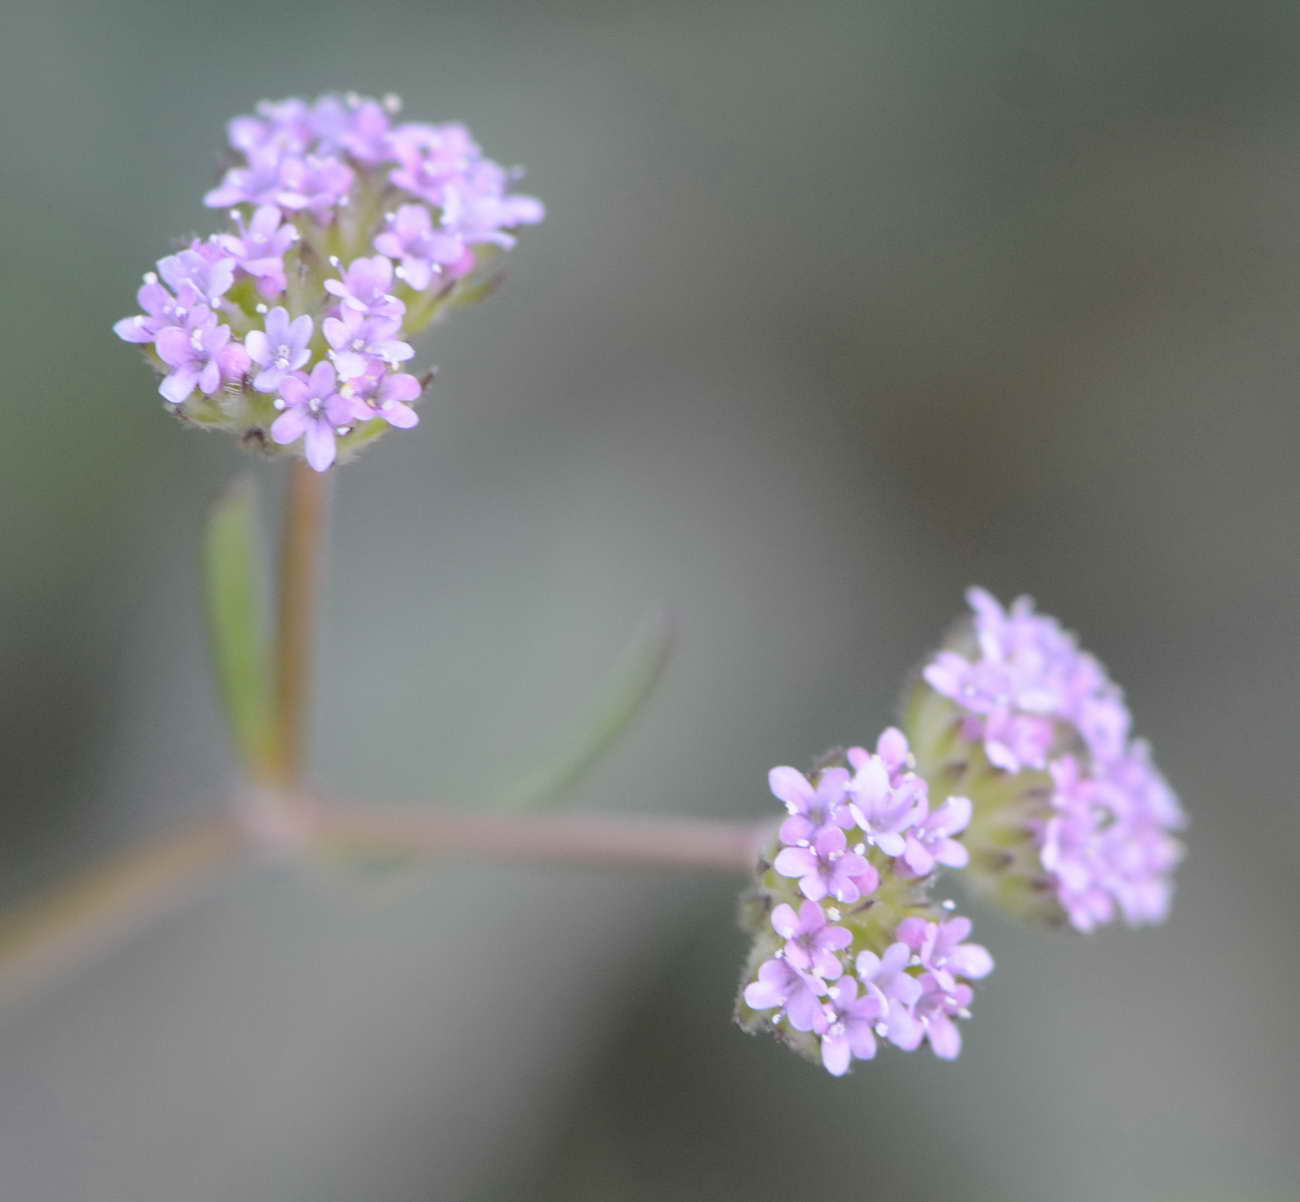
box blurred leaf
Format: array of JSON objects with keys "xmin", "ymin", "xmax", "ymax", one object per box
[
  {"xmin": 203, "ymin": 474, "xmax": 271, "ymax": 777},
  {"xmin": 498, "ymin": 612, "xmax": 675, "ymax": 808}
]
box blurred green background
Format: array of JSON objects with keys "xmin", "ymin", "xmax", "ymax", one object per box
[{"xmin": 2, "ymin": 1, "xmax": 1298, "ymax": 1199}]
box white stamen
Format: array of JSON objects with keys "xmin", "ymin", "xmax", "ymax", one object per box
[
  {"xmin": 273, "ymin": 399, "xmax": 286, "ymax": 410},
  {"xmin": 255, "ymin": 303, "xmax": 268, "ymax": 314},
  {"xmin": 335, "ymin": 426, "xmax": 351, "ymax": 436},
  {"xmin": 143, "ymin": 272, "xmax": 158, "ymax": 284},
  {"xmin": 383, "ymin": 93, "xmax": 402, "ymax": 113},
  {"xmin": 329, "ymin": 255, "xmax": 341, "ymax": 267}
]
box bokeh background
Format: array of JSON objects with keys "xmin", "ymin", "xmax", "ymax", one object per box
[{"xmin": 2, "ymin": 1, "xmax": 1298, "ymax": 1199}]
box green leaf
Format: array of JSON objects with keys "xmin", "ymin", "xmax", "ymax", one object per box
[
  {"xmin": 498, "ymin": 612, "xmax": 675, "ymax": 808},
  {"xmin": 203, "ymin": 474, "xmax": 272, "ymax": 776}
]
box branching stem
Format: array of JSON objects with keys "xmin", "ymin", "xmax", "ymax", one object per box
[{"xmin": 0, "ymin": 804, "xmax": 767, "ymax": 1009}]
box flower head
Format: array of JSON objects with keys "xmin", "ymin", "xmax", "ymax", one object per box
[
  {"xmin": 905, "ymin": 587, "xmax": 1184, "ymax": 931},
  {"xmin": 737, "ymin": 732, "xmax": 990, "ymax": 1075},
  {"xmin": 115, "ymin": 91, "xmax": 542, "ymax": 470}
]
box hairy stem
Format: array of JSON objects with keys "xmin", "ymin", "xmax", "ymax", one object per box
[{"xmin": 264, "ymin": 459, "xmax": 329, "ymax": 792}]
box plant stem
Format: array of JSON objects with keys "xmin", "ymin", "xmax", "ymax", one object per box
[
  {"xmin": 264, "ymin": 459, "xmax": 329, "ymax": 793},
  {"xmin": 0, "ymin": 806, "xmax": 766, "ymax": 1009},
  {"xmin": 317, "ymin": 806, "xmax": 767, "ymax": 873},
  {"xmin": 0, "ymin": 817, "xmax": 243, "ymax": 1008}
]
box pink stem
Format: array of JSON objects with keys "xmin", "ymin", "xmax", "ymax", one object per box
[
  {"xmin": 0, "ymin": 805, "xmax": 768, "ymax": 1008},
  {"xmin": 316, "ymin": 806, "xmax": 768, "ymax": 872}
]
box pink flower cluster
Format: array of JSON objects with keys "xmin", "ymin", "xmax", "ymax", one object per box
[
  {"xmin": 922, "ymin": 588, "xmax": 1185, "ymax": 930},
  {"xmin": 738, "ymin": 731, "xmax": 992, "ymax": 1075},
  {"xmin": 114, "ymin": 93, "xmax": 542, "ymax": 471}
]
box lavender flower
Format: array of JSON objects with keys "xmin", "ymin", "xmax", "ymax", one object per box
[
  {"xmin": 855, "ymin": 944, "xmax": 925, "ymax": 1048},
  {"xmin": 895, "ymin": 794, "xmax": 972, "ymax": 878},
  {"xmin": 819, "ymin": 978, "xmax": 885, "ymax": 1076},
  {"xmin": 323, "ymin": 256, "xmax": 403, "ymax": 320},
  {"xmin": 113, "ymin": 275, "xmax": 204, "ymax": 344},
  {"xmin": 270, "ymin": 362, "xmax": 354, "ymax": 472},
  {"xmin": 895, "ymin": 916, "xmax": 994, "ymax": 990},
  {"xmin": 374, "ymin": 204, "xmax": 464, "ymax": 291},
  {"xmin": 245, "ymin": 307, "xmax": 314, "ymax": 394},
  {"xmin": 770, "ymin": 765, "xmax": 853, "ymax": 845},
  {"xmin": 340, "ymin": 368, "xmax": 422, "ymax": 429},
  {"xmin": 324, "ymin": 310, "xmax": 414, "ymax": 380},
  {"xmin": 911, "ymin": 973, "xmax": 974, "ymax": 1060},
  {"xmin": 155, "ymin": 317, "xmax": 248, "ymax": 405},
  {"xmin": 773, "ymin": 827, "xmax": 875, "ymax": 904},
  {"xmin": 389, "ymin": 122, "xmax": 480, "ymax": 204},
  {"xmin": 742, "ymin": 958, "xmax": 828, "ymax": 1034},
  {"xmin": 157, "ymin": 246, "xmax": 235, "ymax": 307},
  {"xmin": 904, "ymin": 587, "xmax": 1185, "ymax": 932},
  {"xmin": 771, "ymin": 900, "xmax": 851, "ymax": 979},
  {"xmin": 203, "ymin": 145, "xmax": 290, "ymax": 209},
  {"xmin": 441, "ymin": 160, "xmax": 545, "ymax": 248},
  {"xmin": 115, "ymin": 91, "xmax": 542, "ymax": 470},
  {"xmin": 845, "ymin": 752, "xmax": 922, "ymax": 856},
  {"xmin": 217, "ymin": 205, "xmax": 298, "ymax": 299}
]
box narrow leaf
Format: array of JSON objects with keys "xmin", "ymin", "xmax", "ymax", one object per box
[
  {"xmin": 498, "ymin": 612, "xmax": 675, "ymax": 808},
  {"xmin": 203, "ymin": 474, "xmax": 272, "ymax": 776}
]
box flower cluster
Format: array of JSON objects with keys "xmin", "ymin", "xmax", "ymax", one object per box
[
  {"xmin": 735, "ymin": 730, "xmax": 993, "ymax": 1075},
  {"xmin": 905, "ymin": 588, "xmax": 1185, "ymax": 931},
  {"xmin": 736, "ymin": 588, "xmax": 1183, "ymax": 1074},
  {"xmin": 114, "ymin": 92, "xmax": 542, "ymax": 470}
]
